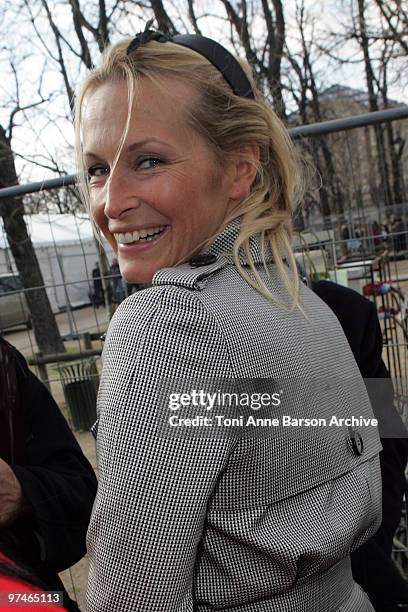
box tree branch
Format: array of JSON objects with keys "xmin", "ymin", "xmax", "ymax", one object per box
[
  {"xmin": 68, "ymin": 0, "xmax": 94, "ymax": 68},
  {"xmin": 149, "ymin": 0, "xmax": 178, "ymax": 35},
  {"xmin": 187, "ymin": 0, "xmax": 202, "ymax": 35},
  {"xmin": 40, "ymin": 0, "xmax": 76, "ymax": 112},
  {"xmin": 373, "ymin": 0, "xmax": 408, "ymax": 56}
]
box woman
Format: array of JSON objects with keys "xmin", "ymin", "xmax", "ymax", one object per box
[{"xmin": 75, "ymin": 25, "xmax": 382, "ymax": 611}]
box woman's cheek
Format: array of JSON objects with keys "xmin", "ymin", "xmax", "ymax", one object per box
[
  {"xmin": 90, "ymin": 198, "xmax": 105, "ymax": 229},
  {"xmin": 90, "ymin": 204, "xmax": 113, "ymax": 249}
]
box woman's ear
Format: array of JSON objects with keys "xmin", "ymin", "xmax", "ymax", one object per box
[{"xmin": 227, "ymin": 143, "xmax": 260, "ymax": 201}]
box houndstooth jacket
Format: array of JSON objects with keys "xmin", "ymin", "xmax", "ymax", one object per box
[{"xmin": 86, "ymin": 219, "xmax": 382, "ymax": 612}]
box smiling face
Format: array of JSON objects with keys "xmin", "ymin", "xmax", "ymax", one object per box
[{"xmin": 81, "ymin": 77, "xmax": 238, "ymax": 283}]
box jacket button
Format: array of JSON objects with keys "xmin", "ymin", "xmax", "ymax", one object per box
[
  {"xmin": 348, "ymin": 426, "xmax": 364, "ymax": 456},
  {"xmin": 189, "ymin": 253, "xmax": 217, "ymax": 267}
]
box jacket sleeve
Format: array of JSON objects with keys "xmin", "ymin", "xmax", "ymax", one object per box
[
  {"xmin": 11, "ymin": 366, "xmax": 97, "ymax": 573},
  {"xmin": 86, "ymin": 287, "xmax": 236, "ymax": 612}
]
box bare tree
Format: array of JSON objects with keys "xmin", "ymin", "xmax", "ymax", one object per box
[
  {"xmin": 21, "ymin": 0, "xmax": 121, "ymax": 316},
  {"xmin": 0, "ymin": 122, "xmax": 65, "ymax": 354},
  {"xmin": 356, "ymin": 0, "xmax": 393, "ymax": 207},
  {"xmin": 0, "ymin": 47, "xmax": 67, "ymax": 353},
  {"xmin": 376, "ymin": 39, "xmax": 406, "ymax": 205},
  {"xmin": 365, "ymin": 1, "xmax": 407, "ymax": 205},
  {"xmin": 329, "ymin": 0, "xmax": 406, "ymax": 211},
  {"xmin": 372, "ymin": 0, "xmax": 408, "ymax": 57},
  {"xmin": 216, "ymin": 0, "xmax": 286, "ymax": 117},
  {"xmin": 285, "ymin": 1, "xmax": 346, "ymax": 223},
  {"xmin": 150, "ymin": 0, "xmax": 178, "ymax": 34}
]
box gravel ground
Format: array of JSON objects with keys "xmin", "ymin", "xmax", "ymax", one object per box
[{"xmin": 3, "ymin": 305, "xmax": 109, "ymax": 355}]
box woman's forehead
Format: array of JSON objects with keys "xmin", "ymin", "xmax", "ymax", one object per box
[{"xmin": 81, "ymin": 77, "xmax": 196, "ymax": 156}]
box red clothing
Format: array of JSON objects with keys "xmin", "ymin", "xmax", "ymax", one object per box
[{"xmin": 0, "ymin": 553, "xmax": 67, "ymax": 611}]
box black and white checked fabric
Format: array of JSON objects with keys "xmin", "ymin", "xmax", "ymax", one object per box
[{"xmin": 86, "ymin": 219, "xmax": 382, "ymax": 611}]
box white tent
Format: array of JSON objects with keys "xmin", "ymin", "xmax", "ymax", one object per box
[
  {"xmin": 0, "ymin": 213, "xmax": 113, "ymax": 312},
  {"xmin": 0, "ymin": 213, "xmax": 96, "ymax": 248}
]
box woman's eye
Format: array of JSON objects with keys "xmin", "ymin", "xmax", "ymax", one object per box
[
  {"xmin": 88, "ymin": 165, "xmax": 109, "ymax": 178},
  {"xmin": 138, "ymin": 157, "xmax": 162, "ymax": 170}
]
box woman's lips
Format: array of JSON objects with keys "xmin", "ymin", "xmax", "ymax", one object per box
[{"xmin": 115, "ymin": 225, "xmax": 169, "ymax": 253}]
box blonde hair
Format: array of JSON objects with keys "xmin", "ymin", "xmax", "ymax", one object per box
[{"xmin": 74, "ymin": 38, "xmax": 303, "ymax": 308}]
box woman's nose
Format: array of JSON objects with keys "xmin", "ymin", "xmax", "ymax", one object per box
[{"xmin": 103, "ymin": 168, "xmax": 140, "ymax": 219}]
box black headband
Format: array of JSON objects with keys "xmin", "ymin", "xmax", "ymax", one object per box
[{"xmin": 126, "ymin": 23, "xmax": 255, "ymax": 100}]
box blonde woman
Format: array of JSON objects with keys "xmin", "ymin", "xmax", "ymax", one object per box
[{"xmin": 75, "ymin": 25, "xmax": 382, "ymax": 611}]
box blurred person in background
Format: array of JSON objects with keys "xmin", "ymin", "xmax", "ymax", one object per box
[
  {"xmin": 91, "ymin": 262, "xmax": 103, "ymax": 306},
  {"xmin": 110, "ymin": 257, "xmax": 125, "ymax": 303},
  {"xmin": 391, "ymin": 217, "xmax": 406, "ymax": 253}
]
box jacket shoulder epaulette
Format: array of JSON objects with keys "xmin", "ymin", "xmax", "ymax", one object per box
[{"xmin": 152, "ymin": 254, "xmax": 229, "ymax": 290}]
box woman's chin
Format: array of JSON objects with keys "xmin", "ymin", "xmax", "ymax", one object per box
[{"xmin": 121, "ymin": 266, "xmax": 155, "ymax": 285}]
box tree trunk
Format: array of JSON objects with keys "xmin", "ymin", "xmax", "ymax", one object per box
[
  {"xmin": 357, "ymin": 0, "xmax": 393, "ymax": 207},
  {"xmin": 364, "ymin": 127, "xmax": 380, "ymax": 211},
  {"xmin": 266, "ymin": 0, "xmax": 286, "ymax": 118},
  {"xmin": 311, "ymin": 141, "xmax": 332, "ymax": 221},
  {"xmin": 380, "ymin": 84, "xmax": 405, "ymax": 206},
  {"xmin": 385, "ymin": 121, "xmax": 404, "ymax": 205},
  {"xmin": 304, "ymin": 41, "xmax": 344, "ymax": 216},
  {"xmin": 0, "ymin": 125, "xmax": 65, "ymax": 354}
]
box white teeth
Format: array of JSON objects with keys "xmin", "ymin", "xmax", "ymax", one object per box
[{"xmin": 114, "ymin": 226, "xmax": 166, "ymax": 244}]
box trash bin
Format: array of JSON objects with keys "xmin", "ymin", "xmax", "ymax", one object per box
[{"xmin": 59, "ymin": 358, "xmax": 99, "ymax": 431}]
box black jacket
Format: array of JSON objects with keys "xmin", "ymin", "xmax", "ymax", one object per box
[
  {"xmin": 312, "ymin": 280, "xmax": 408, "ymax": 611},
  {"xmin": 0, "ymin": 338, "xmax": 97, "ymax": 611}
]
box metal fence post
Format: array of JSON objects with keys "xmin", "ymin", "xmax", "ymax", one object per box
[{"xmin": 35, "ymin": 353, "xmax": 50, "ymax": 391}]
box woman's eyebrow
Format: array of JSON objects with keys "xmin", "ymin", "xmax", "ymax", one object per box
[
  {"xmin": 84, "ymin": 138, "xmax": 172, "ymax": 159},
  {"xmin": 83, "ymin": 152, "xmax": 102, "ymax": 160},
  {"xmin": 126, "ymin": 138, "xmax": 171, "ymax": 153}
]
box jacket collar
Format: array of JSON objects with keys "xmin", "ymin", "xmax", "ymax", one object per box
[{"xmin": 205, "ymin": 217, "xmax": 273, "ymax": 265}]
